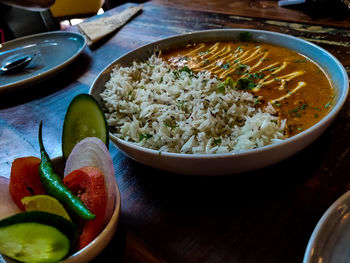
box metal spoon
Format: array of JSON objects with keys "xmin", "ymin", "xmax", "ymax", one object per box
[{"xmin": 0, "ymin": 54, "xmax": 34, "ymax": 73}]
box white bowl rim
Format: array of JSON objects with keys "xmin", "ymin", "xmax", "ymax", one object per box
[
  {"xmin": 63, "ymin": 179, "xmax": 121, "ymax": 262},
  {"xmin": 90, "ymin": 28, "xmax": 349, "ymax": 160}
]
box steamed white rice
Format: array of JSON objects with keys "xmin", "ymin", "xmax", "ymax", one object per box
[{"xmin": 100, "ymin": 55, "xmax": 286, "ymax": 154}]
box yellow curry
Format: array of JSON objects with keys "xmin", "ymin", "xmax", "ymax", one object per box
[{"xmin": 161, "ymin": 41, "xmax": 334, "ymax": 137}]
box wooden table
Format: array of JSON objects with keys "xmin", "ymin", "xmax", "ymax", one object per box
[{"xmin": 1, "ymin": 1, "xmax": 350, "ymax": 262}]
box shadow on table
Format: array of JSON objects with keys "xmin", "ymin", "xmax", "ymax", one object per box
[
  {"xmin": 124, "ymin": 130, "xmax": 331, "ymax": 212},
  {"xmin": 115, "ymin": 129, "xmax": 335, "ymax": 263}
]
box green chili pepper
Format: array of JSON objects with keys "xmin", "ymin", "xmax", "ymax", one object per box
[{"xmin": 38, "ymin": 121, "xmax": 95, "ymax": 220}]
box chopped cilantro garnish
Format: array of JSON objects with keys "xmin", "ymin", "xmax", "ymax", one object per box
[
  {"xmin": 213, "ymin": 138, "xmax": 222, "ymax": 145},
  {"xmin": 217, "ymin": 82, "xmax": 226, "ymax": 94},
  {"xmin": 139, "ymin": 133, "xmax": 153, "ymax": 141},
  {"xmin": 236, "ymin": 78, "xmax": 256, "ymax": 90},
  {"xmin": 179, "ymin": 56, "xmax": 189, "ymax": 61},
  {"xmin": 173, "ymin": 66, "xmax": 193, "ymax": 79},
  {"xmin": 225, "ymin": 76, "xmax": 235, "ymax": 88},
  {"xmin": 289, "ymin": 103, "xmax": 308, "ymax": 117},
  {"xmin": 222, "ymin": 62, "xmax": 230, "ymax": 70},
  {"xmin": 235, "ymin": 63, "xmax": 249, "ymax": 75},
  {"xmin": 266, "ymin": 66, "xmax": 280, "ymax": 72},
  {"xmin": 179, "ymin": 66, "xmax": 193, "ymax": 75},
  {"xmin": 177, "ymin": 100, "xmax": 186, "ymax": 110},
  {"xmin": 173, "ymin": 70, "xmax": 180, "ymax": 79},
  {"xmin": 254, "ymin": 98, "xmax": 261, "ymax": 106},
  {"xmin": 199, "ymin": 50, "xmax": 210, "ymax": 56},
  {"xmin": 146, "ymin": 62, "xmax": 155, "ymax": 68},
  {"xmin": 324, "ymin": 101, "xmax": 332, "ymax": 108},
  {"xmin": 300, "ymin": 104, "xmax": 307, "ymax": 110},
  {"xmin": 235, "ymin": 46, "xmax": 243, "ymax": 52},
  {"xmin": 248, "ymin": 72, "xmax": 264, "ymax": 79}
]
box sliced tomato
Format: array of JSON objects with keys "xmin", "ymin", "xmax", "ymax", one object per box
[
  {"xmin": 9, "ymin": 157, "xmax": 46, "ymax": 211},
  {"xmin": 63, "ymin": 166, "xmax": 107, "ymax": 250}
]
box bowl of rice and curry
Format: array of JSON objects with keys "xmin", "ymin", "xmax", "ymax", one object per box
[{"xmin": 90, "ymin": 29, "xmax": 348, "ymax": 175}]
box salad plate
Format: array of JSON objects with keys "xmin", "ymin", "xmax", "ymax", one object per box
[
  {"xmin": 0, "ymin": 156, "xmax": 121, "ymax": 263},
  {"xmin": 0, "ymin": 31, "xmax": 86, "ymax": 93}
]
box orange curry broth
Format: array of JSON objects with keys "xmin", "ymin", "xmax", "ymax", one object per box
[{"xmin": 161, "ymin": 41, "xmax": 334, "ymax": 137}]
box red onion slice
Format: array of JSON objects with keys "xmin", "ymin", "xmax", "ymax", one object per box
[
  {"xmin": 0, "ymin": 176, "xmax": 20, "ymax": 220},
  {"xmin": 64, "ymin": 137, "xmax": 116, "ymax": 226}
]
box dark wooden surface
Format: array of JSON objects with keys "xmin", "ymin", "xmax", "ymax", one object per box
[
  {"xmin": 154, "ymin": 0, "xmax": 350, "ymax": 28},
  {"xmin": 1, "ymin": 1, "xmax": 350, "ymax": 262}
]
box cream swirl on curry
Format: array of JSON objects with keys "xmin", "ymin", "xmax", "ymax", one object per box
[{"xmin": 162, "ymin": 41, "xmax": 334, "ymax": 136}]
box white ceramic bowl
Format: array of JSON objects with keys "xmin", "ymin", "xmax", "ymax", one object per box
[
  {"xmin": 303, "ymin": 190, "xmax": 350, "ymax": 263},
  {"xmin": 1, "ymin": 156, "xmax": 121, "ymax": 263},
  {"xmin": 90, "ymin": 29, "xmax": 349, "ymax": 175},
  {"xmin": 54, "ymin": 157, "xmax": 121, "ymax": 263}
]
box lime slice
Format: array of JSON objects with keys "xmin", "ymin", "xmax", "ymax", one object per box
[
  {"xmin": 21, "ymin": 195, "xmax": 71, "ymax": 221},
  {"xmin": 62, "ymin": 94, "xmax": 109, "ymax": 160}
]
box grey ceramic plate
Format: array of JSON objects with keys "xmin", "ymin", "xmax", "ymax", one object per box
[
  {"xmin": 0, "ymin": 31, "xmax": 86, "ymax": 93},
  {"xmin": 303, "ymin": 190, "xmax": 350, "ymax": 263}
]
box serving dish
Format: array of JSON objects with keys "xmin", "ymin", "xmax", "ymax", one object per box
[
  {"xmin": 90, "ymin": 29, "xmax": 348, "ymax": 175},
  {"xmin": 1, "ymin": 156, "xmax": 121, "ymax": 263},
  {"xmin": 0, "ymin": 31, "xmax": 86, "ymax": 93},
  {"xmin": 303, "ymin": 190, "xmax": 350, "ymax": 263}
]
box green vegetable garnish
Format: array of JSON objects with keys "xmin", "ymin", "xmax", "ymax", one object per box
[
  {"xmin": 213, "ymin": 138, "xmax": 222, "ymax": 145},
  {"xmin": 39, "ymin": 121, "xmax": 95, "ymax": 220},
  {"xmin": 248, "ymin": 72, "xmax": 264, "ymax": 79},
  {"xmin": 289, "ymin": 104, "xmax": 308, "ymax": 117},
  {"xmin": 235, "ymin": 63, "xmax": 249, "ymax": 75},
  {"xmin": 179, "ymin": 66, "xmax": 192, "ymax": 74},
  {"xmin": 0, "ymin": 211, "xmax": 77, "ymax": 263},
  {"xmin": 62, "ymin": 94, "xmax": 109, "ymax": 160},
  {"xmin": 139, "ymin": 133, "xmax": 153, "ymax": 141},
  {"xmin": 225, "ymin": 77, "xmax": 235, "ymax": 88},
  {"xmin": 236, "ymin": 78, "xmax": 256, "ymax": 90},
  {"xmin": 324, "ymin": 101, "xmax": 332, "ymax": 108},
  {"xmin": 217, "ymin": 82, "xmax": 226, "ymax": 94},
  {"xmin": 222, "ymin": 63, "xmax": 230, "ymax": 70}
]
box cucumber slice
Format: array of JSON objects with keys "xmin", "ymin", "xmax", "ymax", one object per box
[
  {"xmin": 0, "ymin": 211, "xmax": 77, "ymax": 263},
  {"xmin": 62, "ymin": 94, "xmax": 109, "ymax": 160}
]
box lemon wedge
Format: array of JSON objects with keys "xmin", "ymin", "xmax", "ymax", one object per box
[{"xmin": 21, "ymin": 195, "xmax": 71, "ymax": 221}]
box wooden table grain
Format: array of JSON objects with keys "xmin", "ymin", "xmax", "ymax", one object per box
[{"xmin": 1, "ymin": 1, "xmax": 350, "ymax": 262}]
